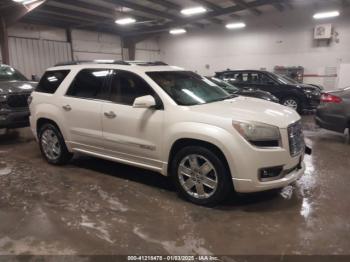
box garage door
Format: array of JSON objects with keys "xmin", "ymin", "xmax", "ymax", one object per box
[{"xmin": 9, "ymin": 37, "xmax": 72, "ymax": 79}]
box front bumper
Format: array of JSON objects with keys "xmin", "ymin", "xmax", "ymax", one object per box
[
  {"xmin": 303, "ymin": 97, "xmax": 321, "ymax": 110},
  {"xmin": 0, "ymin": 109, "xmax": 30, "ymax": 129},
  {"xmin": 233, "ymin": 161, "xmax": 305, "ymax": 193},
  {"xmin": 224, "ymin": 128, "xmax": 306, "ymax": 193}
]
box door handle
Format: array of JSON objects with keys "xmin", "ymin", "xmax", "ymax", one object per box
[
  {"xmin": 104, "ymin": 111, "xmax": 116, "ymax": 119},
  {"xmin": 62, "ymin": 105, "xmax": 72, "ymax": 111}
]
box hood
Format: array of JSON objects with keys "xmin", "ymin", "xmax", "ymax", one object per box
[
  {"xmin": 190, "ymin": 96, "xmax": 300, "ymax": 129},
  {"xmin": 239, "ymin": 89, "xmax": 279, "ymax": 103},
  {"xmin": 297, "ymin": 83, "xmax": 320, "ymax": 91},
  {"xmin": 0, "ymin": 81, "xmax": 37, "ymax": 94}
]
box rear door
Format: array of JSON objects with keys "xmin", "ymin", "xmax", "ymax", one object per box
[
  {"xmin": 101, "ymin": 70, "xmax": 164, "ymax": 169},
  {"xmin": 60, "ymin": 69, "xmax": 111, "ymax": 149}
]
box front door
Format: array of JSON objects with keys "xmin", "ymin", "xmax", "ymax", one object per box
[{"xmin": 102, "ymin": 70, "xmax": 164, "ymax": 169}]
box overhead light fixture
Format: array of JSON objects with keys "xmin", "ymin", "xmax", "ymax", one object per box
[
  {"xmin": 226, "ymin": 22, "xmax": 246, "ymax": 29},
  {"xmin": 12, "ymin": 0, "xmax": 39, "ymax": 4},
  {"xmin": 170, "ymin": 28, "xmax": 187, "ymax": 35},
  {"xmin": 181, "ymin": 6, "xmax": 207, "ymax": 16},
  {"xmin": 115, "ymin": 17, "xmax": 136, "ymax": 25},
  {"xmin": 313, "ymin": 11, "xmax": 340, "ymax": 19}
]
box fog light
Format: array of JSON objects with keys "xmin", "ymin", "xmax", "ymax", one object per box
[{"xmin": 259, "ymin": 166, "xmax": 283, "ymax": 182}]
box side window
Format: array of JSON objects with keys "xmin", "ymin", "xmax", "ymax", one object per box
[
  {"xmin": 222, "ymin": 72, "xmax": 240, "ymax": 83},
  {"xmin": 66, "ymin": 69, "xmax": 110, "ymax": 99},
  {"xmin": 36, "ymin": 70, "xmax": 70, "ymax": 94},
  {"xmin": 258, "ymin": 73, "xmax": 274, "ymax": 85},
  {"xmin": 109, "ymin": 70, "xmax": 155, "ymax": 106},
  {"xmin": 244, "ymin": 73, "xmax": 260, "ymax": 84}
]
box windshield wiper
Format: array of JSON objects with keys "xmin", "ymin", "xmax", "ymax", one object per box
[{"xmin": 207, "ymin": 94, "xmax": 237, "ymax": 103}]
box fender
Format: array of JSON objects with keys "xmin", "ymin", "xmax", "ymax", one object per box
[{"xmin": 162, "ymin": 122, "xmax": 241, "ymax": 178}]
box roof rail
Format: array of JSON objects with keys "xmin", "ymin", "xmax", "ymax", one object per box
[
  {"xmin": 54, "ymin": 60, "xmax": 168, "ymax": 67},
  {"xmin": 55, "ymin": 60, "xmax": 130, "ymax": 66},
  {"xmin": 125, "ymin": 61, "xmax": 168, "ymax": 66}
]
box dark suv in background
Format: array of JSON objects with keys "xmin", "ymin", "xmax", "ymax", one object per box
[
  {"xmin": 215, "ymin": 70, "xmax": 321, "ymax": 113},
  {"xmin": 0, "ymin": 64, "xmax": 36, "ymax": 131}
]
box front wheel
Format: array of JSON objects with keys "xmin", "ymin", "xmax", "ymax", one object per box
[
  {"xmin": 38, "ymin": 123, "xmax": 73, "ymax": 165},
  {"xmin": 282, "ymin": 97, "xmax": 301, "ymax": 112},
  {"xmin": 170, "ymin": 146, "xmax": 233, "ymax": 206}
]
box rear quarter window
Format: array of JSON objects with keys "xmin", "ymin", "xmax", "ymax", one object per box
[{"xmin": 36, "ymin": 70, "xmax": 70, "ymax": 94}]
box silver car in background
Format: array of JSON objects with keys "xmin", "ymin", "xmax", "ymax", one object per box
[{"xmin": 316, "ymin": 87, "xmax": 350, "ymax": 137}]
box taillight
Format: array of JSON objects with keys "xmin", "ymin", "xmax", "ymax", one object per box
[{"xmin": 321, "ymin": 93, "xmax": 342, "ymax": 103}]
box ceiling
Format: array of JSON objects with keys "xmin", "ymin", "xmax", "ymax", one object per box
[{"xmin": 1, "ymin": 0, "xmax": 349, "ymax": 37}]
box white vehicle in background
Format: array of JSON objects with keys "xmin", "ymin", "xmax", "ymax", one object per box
[{"xmin": 29, "ymin": 61, "xmax": 308, "ymax": 206}]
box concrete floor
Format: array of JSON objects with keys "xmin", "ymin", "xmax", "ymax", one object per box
[{"xmin": 0, "ymin": 115, "xmax": 349, "ymax": 256}]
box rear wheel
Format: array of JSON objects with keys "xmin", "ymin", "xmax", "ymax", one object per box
[
  {"xmin": 170, "ymin": 146, "xmax": 232, "ymax": 206},
  {"xmin": 38, "ymin": 123, "xmax": 72, "ymax": 165},
  {"xmin": 282, "ymin": 97, "xmax": 301, "ymax": 112}
]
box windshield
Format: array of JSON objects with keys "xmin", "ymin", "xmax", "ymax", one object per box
[
  {"xmin": 0, "ymin": 65, "xmax": 27, "ymax": 81},
  {"xmin": 147, "ymin": 71, "xmax": 231, "ymax": 106},
  {"xmin": 207, "ymin": 77, "xmax": 239, "ymax": 93},
  {"xmin": 269, "ymin": 73, "xmax": 298, "ymax": 85}
]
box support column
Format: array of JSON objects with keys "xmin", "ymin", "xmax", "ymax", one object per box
[
  {"xmin": 123, "ymin": 38, "xmax": 136, "ymax": 61},
  {"xmin": 0, "ymin": 17, "xmax": 9, "ymax": 65}
]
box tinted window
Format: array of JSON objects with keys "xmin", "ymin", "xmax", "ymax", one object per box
[
  {"xmin": 110, "ymin": 70, "xmax": 155, "ymax": 106},
  {"xmin": 0, "ymin": 65, "xmax": 27, "ymax": 81},
  {"xmin": 147, "ymin": 71, "xmax": 231, "ymax": 106},
  {"xmin": 36, "ymin": 70, "xmax": 70, "ymax": 94},
  {"xmin": 66, "ymin": 69, "xmax": 110, "ymax": 99}
]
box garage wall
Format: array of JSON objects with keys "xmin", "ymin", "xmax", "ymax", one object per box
[
  {"xmin": 159, "ymin": 8, "xmax": 350, "ymax": 90},
  {"xmin": 71, "ymin": 29, "xmax": 122, "ymax": 61},
  {"xmin": 1, "ymin": 23, "xmax": 123, "ymax": 79},
  {"xmin": 4, "ymin": 23, "xmax": 71, "ymax": 79},
  {"xmin": 135, "ymin": 38, "xmax": 161, "ymax": 61}
]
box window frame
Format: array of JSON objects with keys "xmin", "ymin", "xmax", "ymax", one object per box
[
  {"xmin": 64, "ymin": 68, "xmax": 112, "ymax": 101},
  {"xmin": 106, "ymin": 69, "xmax": 164, "ymax": 109},
  {"xmin": 35, "ymin": 70, "xmax": 71, "ymax": 94}
]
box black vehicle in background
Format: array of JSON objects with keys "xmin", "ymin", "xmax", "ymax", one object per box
[
  {"xmin": 215, "ymin": 70, "xmax": 321, "ymax": 113},
  {"xmin": 205, "ymin": 77, "xmax": 279, "ymax": 103},
  {"xmin": 0, "ymin": 64, "xmax": 36, "ymax": 131},
  {"xmin": 316, "ymin": 87, "xmax": 350, "ymax": 137}
]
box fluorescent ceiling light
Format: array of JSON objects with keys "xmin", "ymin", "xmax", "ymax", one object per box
[
  {"xmin": 12, "ymin": 0, "xmax": 39, "ymax": 4},
  {"xmin": 115, "ymin": 17, "xmax": 136, "ymax": 25},
  {"xmin": 226, "ymin": 22, "xmax": 246, "ymax": 29},
  {"xmin": 181, "ymin": 6, "xmax": 207, "ymax": 16},
  {"xmin": 313, "ymin": 11, "xmax": 340, "ymax": 19},
  {"xmin": 170, "ymin": 28, "xmax": 187, "ymax": 35}
]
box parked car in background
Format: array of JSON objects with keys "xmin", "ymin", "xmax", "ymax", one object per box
[
  {"xmin": 316, "ymin": 87, "xmax": 350, "ymax": 137},
  {"xmin": 29, "ymin": 61, "xmax": 307, "ymax": 206},
  {"xmin": 205, "ymin": 77, "xmax": 279, "ymax": 103},
  {"xmin": 215, "ymin": 70, "xmax": 321, "ymax": 113},
  {"xmin": 0, "ymin": 64, "xmax": 36, "ymax": 131}
]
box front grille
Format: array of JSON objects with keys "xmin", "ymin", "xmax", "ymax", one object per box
[
  {"xmin": 288, "ymin": 121, "xmax": 305, "ymax": 157},
  {"xmin": 7, "ymin": 93, "xmax": 30, "ymax": 108}
]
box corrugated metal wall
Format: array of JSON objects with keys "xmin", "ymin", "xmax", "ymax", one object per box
[{"xmin": 8, "ymin": 37, "xmax": 72, "ymax": 79}]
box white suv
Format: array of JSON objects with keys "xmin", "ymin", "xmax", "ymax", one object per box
[{"xmin": 29, "ymin": 61, "xmax": 307, "ymax": 206}]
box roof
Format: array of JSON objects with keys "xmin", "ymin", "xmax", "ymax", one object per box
[{"xmin": 48, "ymin": 61, "xmax": 185, "ymax": 74}]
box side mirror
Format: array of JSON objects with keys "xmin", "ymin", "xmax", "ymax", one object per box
[
  {"xmin": 266, "ymin": 80, "xmax": 276, "ymax": 86},
  {"xmin": 133, "ymin": 95, "xmax": 156, "ymax": 109},
  {"xmin": 31, "ymin": 75, "xmax": 40, "ymax": 82}
]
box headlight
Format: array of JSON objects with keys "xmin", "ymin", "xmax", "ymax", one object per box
[
  {"xmin": 0, "ymin": 94, "xmax": 7, "ymax": 103},
  {"xmin": 232, "ymin": 120, "xmax": 281, "ymax": 147}
]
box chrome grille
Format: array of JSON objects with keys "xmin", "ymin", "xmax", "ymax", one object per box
[
  {"xmin": 288, "ymin": 121, "xmax": 305, "ymax": 157},
  {"xmin": 7, "ymin": 93, "xmax": 30, "ymax": 108}
]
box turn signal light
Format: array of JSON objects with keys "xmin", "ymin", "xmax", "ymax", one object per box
[{"xmin": 321, "ymin": 93, "xmax": 342, "ymax": 103}]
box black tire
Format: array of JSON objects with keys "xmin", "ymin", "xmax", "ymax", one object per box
[
  {"xmin": 281, "ymin": 97, "xmax": 301, "ymax": 113},
  {"xmin": 38, "ymin": 123, "xmax": 73, "ymax": 165},
  {"xmin": 170, "ymin": 146, "xmax": 233, "ymax": 206}
]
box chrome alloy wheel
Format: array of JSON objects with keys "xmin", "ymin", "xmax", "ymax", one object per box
[
  {"xmin": 41, "ymin": 129, "xmax": 61, "ymax": 161},
  {"xmin": 177, "ymin": 154, "xmax": 218, "ymax": 199},
  {"xmin": 283, "ymin": 99, "xmax": 298, "ymax": 110}
]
